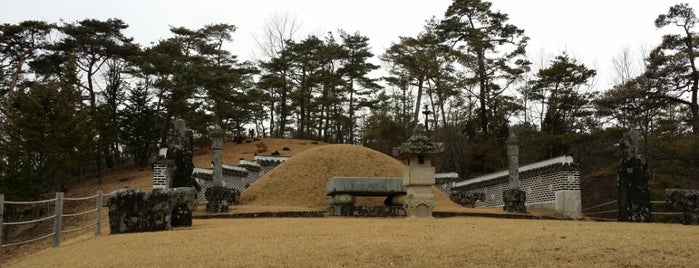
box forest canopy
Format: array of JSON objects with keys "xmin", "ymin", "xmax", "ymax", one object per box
[{"xmin": 0, "ymin": 1, "xmax": 698, "ymax": 200}]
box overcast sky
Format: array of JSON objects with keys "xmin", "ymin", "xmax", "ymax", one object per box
[{"xmin": 2, "ymin": 0, "xmax": 695, "ymax": 90}]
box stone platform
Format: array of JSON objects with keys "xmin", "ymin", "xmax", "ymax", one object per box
[{"xmin": 326, "ymin": 177, "xmax": 406, "ymax": 216}]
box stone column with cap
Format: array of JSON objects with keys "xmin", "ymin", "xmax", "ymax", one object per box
[
  {"xmin": 205, "ymin": 124, "xmax": 237, "ymax": 213},
  {"xmin": 503, "ymin": 131, "xmax": 526, "ymax": 213},
  {"xmin": 393, "ymin": 124, "xmax": 444, "ymax": 219},
  {"xmin": 211, "ymin": 124, "xmax": 224, "ymax": 187}
]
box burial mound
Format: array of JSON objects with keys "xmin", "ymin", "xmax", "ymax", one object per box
[{"xmin": 240, "ymin": 144, "xmax": 464, "ymax": 211}]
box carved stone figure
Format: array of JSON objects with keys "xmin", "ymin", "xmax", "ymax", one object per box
[
  {"xmin": 617, "ymin": 130, "xmax": 651, "ymax": 222},
  {"xmin": 450, "ymin": 192, "xmax": 485, "ymax": 208},
  {"xmin": 665, "ymin": 189, "xmax": 698, "ymax": 225},
  {"xmin": 165, "ymin": 119, "xmax": 197, "ymax": 189}
]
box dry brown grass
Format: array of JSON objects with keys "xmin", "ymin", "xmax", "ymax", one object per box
[
  {"xmin": 8, "ymin": 137, "xmax": 694, "ymax": 267},
  {"xmin": 6, "ymin": 217, "xmax": 699, "ymax": 267},
  {"xmin": 1, "ymin": 138, "xmax": 326, "ymax": 263}
]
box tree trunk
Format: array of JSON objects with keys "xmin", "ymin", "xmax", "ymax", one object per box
[
  {"xmin": 477, "ymin": 50, "xmax": 489, "ymax": 135},
  {"xmin": 413, "ymin": 78, "xmax": 424, "ymax": 126},
  {"xmin": 348, "ymin": 79, "xmax": 355, "ymax": 143},
  {"xmin": 269, "ymin": 101, "xmax": 275, "ymax": 137},
  {"xmin": 7, "ymin": 54, "xmax": 25, "ymax": 102}
]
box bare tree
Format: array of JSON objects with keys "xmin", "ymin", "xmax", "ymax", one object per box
[
  {"xmin": 611, "ymin": 46, "xmax": 641, "ymax": 85},
  {"xmin": 253, "ymin": 11, "xmax": 302, "ymax": 60}
]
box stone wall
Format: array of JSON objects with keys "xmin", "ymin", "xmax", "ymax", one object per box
[
  {"xmin": 452, "ymin": 156, "xmax": 582, "ymax": 218},
  {"xmin": 191, "ymin": 156, "xmax": 285, "ymax": 203}
]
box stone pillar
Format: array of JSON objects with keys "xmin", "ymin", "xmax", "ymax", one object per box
[
  {"xmin": 503, "ymin": 131, "xmax": 526, "ymax": 213},
  {"xmin": 507, "ymin": 132, "xmax": 520, "ymax": 189},
  {"xmin": 211, "ymin": 124, "xmax": 224, "ymax": 187},
  {"xmin": 393, "ymin": 124, "xmax": 444, "ymax": 219},
  {"xmin": 206, "ymin": 124, "xmax": 236, "ymax": 213},
  {"xmin": 617, "ymin": 130, "xmax": 651, "ymax": 222}
]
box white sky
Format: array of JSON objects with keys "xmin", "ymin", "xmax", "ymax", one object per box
[{"xmin": 2, "ymin": 0, "xmax": 695, "ymax": 90}]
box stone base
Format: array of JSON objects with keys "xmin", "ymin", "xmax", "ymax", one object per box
[
  {"xmin": 503, "ymin": 189, "xmax": 527, "ymax": 213},
  {"xmin": 107, "ymin": 187, "xmax": 198, "ymax": 234},
  {"xmin": 204, "ymin": 186, "xmax": 240, "ymax": 214},
  {"xmin": 555, "ymin": 190, "xmax": 582, "ymax": 219},
  {"xmin": 404, "ymin": 188, "xmax": 435, "ymax": 219},
  {"xmin": 206, "ymin": 200, "xmax": 230, "ymax": 213},
  {"xmin": 330, "ymin": 205, "xmax": 405, "ymax": 217}
]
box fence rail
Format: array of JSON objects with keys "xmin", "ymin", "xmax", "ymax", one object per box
[
  {"xmin": 582, "ymin": 199, "xmax": 689, "ymax": 222},
  {"xmin": 582, "ymin": 200, "xmax": 617, "ymax": 212},
  {"xmin": 0, "ymin": 191, "xmax": 105, "ymax": 264}
]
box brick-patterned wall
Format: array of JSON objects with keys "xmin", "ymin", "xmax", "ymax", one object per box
[
  {"xmin": 469, "ymin": 170, "xmax": 580, "ymax": 207},
  {"xmin": 451, "ymin": 156, "xmax": 581, "ymax": 209},
  {"xmin": 153, "ymin": 161, "xmax": 167, "ymax": 189},
  {"xmin": 192, "ymin": 158, "xmax": 284, "ymax": 203}
]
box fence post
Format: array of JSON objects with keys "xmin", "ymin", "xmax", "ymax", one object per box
[
  {"xmin": 95, "ymin": 191, "xmax": 102, "ymax": 236},
  {"xmin": 52, "ymin": 192, "xmax": 63, "ymax": 247},
  {"xmin": 0, "ymin": 194, "xmax": 5, "ymax": 263}
]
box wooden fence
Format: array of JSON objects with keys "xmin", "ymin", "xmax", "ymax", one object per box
[{"xmin": 0, "ymin": 191, "xmax": 104, "ymax": 263}]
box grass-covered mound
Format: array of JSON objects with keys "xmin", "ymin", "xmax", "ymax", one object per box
[{"xmin": 240, "ymin": 144, "xmax": 463, "ymax": 210}]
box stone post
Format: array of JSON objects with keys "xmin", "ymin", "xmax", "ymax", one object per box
[
  {"xmin": 393, "ymin": 124, "xmax": 444, "ymax": 219},
  {"xmin": 503, "ymin": 131, "xmax": 526, "ymax": 213},
  {"xmin": 211, "ymin": 124, "xmax": 224, "ymax": 187},
  {"xmin": 507, "ymin": 132, "xmax": 520, "ymax": 189},
  {"xmin": 174, "ymin": 119, "xmax": 186, "ymax": 146},
  {"xmin": 206, "ymin": 124, "xmax": 238, "ymax": 213}
]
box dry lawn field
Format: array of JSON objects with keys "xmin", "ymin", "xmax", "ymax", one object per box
[
  {"xmin": 4, "ymin": 138, "xmax": 699, "ymax": 267},
  {"xmin": 6, "ymin": 217, "xmax": 699, "ymax": 267}
]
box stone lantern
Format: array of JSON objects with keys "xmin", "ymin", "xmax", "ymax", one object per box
[{"xmin": 393, "ymin": 124, "xmax": 444, "ymax": 219}]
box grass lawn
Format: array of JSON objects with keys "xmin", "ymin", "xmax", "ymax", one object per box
[{"xmin": 6, "ymin": 216, "xmax": 698, "ymax": 267}]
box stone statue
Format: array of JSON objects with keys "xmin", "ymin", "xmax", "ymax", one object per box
[
  {"xmin": 617, "ymin": 130, "xmax": 651, "ymax": 222},
  {"xmin": 665, "ymin": 189, "xmax": 699, "ymax": 225},
  {"xmin": 450, "ymin": 192, "xmax": 485, "ymax": 208},
  {"xmin": 166, "ymin": 119, "xmax": 197, "ymax": 189}
]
